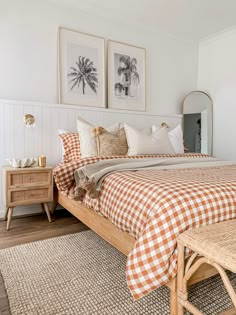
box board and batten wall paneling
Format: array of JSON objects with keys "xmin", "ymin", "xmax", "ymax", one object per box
[{"xmin": 0, "ymin": 99, "xmax": 182, "ymax": 219}]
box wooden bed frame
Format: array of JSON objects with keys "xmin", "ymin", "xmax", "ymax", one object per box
[{"xmin": 55, "ymin": 191, "xmax": 218, "ymax": 315}]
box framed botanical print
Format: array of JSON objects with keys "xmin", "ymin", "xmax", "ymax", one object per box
[
  {"xmin": 108, "ymin": 40, "xmax": 146, "ymax": 111},
  {"xmin": 58, "ymin": 27, "xmax": 105, "ymax": 107}
]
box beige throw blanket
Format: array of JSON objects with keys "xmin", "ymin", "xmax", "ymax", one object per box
[{"xmin": 73, "ymin": 157, "xmax": 235, "ymax": 201}]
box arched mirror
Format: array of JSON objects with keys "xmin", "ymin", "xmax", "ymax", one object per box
[{"xmin": 183, "ymin": 91, "xmax": 213, "ymax": 156}]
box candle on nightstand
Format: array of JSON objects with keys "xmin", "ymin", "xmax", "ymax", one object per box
[{"xmin": 38, "ymin": 155, "xmax": 46, "ymax": 167}]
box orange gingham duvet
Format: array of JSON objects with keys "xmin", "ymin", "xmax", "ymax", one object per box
[{"xmin": 53, "ymin": 154, "xmax": 236, "ymax": 299}]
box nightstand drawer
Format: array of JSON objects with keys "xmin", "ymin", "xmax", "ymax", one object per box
[
  {"xmin": 9, "ymin": 171, "xmax": 50, "ymax": 187},
  {"xmin": 10, "ymin": 188, "xmax": 50, "ymax": 205}
]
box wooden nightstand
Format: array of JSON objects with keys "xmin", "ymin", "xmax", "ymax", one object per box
[{"xmin": 2, "ymin": 166, "xmax": 53, "ymax": 230}]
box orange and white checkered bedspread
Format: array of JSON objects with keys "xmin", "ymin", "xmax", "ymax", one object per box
[{"xmin": 53, "ymin": 154, "xmax": 236, "ymax": 299}]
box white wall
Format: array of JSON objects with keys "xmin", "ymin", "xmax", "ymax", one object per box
[
  {"xmin": 198, "ymin": 27, "xmax": 236, "ymax": 161},
  {"xmin": 0, "ymin": 0, "xmax": 199, "ymax": 115}
]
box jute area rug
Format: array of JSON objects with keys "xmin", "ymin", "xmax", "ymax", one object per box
[{"xmin": 0, "ymin": 230, "xmax": 235, "ymax": 315}]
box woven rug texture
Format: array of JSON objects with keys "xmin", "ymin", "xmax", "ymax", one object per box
[{"xmin": 0, "ymin": 230, "xmax": 235, "ymax": 315}]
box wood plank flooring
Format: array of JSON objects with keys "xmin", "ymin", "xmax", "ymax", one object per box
[{"xmin": 0, "ymin": 210, "xmax": 88, "ymax": 250}]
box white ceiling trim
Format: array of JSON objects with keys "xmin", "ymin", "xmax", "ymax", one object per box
[{"xmin": 200, "ymin": 25, "xmax": 236, "ymax": 46}]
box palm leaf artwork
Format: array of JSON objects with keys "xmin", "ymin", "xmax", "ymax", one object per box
[
  {"xmin": 116, "ymin": 55, "xmax": 139, "ymax": 97},
  {"xmin": 68, "ymin": 56, "xmax": 98, "ymax": 95}
]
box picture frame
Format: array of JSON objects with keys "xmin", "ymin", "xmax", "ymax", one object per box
[
  {"xmin": 108, "ymin": 40, "xmax": 146, "ymax": 111},
  {"xmin": 58, "ymin": 27, "xmax": 106, "ymax": 108}
]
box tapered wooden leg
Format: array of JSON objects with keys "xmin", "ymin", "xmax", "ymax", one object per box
[
  {"xmin": 43, "ymin": 203, "xmax": 52, "ymax": 223},
  {"xmin": 4, "ymin": 208, "xmax": 9, "ymax": 221},
  {"xmin": 177, "ymin": 242, "xmax": 185, "ymax": 315},
  {"xmin": 6, "ymin": 207, "xmax": 14, "ymax": 231}
]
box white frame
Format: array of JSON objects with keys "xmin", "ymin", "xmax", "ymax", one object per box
[
  {"xmin": 58, "ymin": 27, "xmax": 106, "ymax": 108},
  {"xmin": 108, "ymin": 40, "xmax": 146, "ymax": 111}
]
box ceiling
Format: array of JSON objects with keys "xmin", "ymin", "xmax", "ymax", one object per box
[{"xmin": 48, "ymin": 0, "xmax": 236, "ymax": 40}]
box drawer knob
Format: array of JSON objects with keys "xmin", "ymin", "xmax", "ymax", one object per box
[{"xmin": 28, "ymin": 176, "xmax": 32, "ymax": 180}]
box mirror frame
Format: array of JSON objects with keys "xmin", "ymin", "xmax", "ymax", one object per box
[{"xmin": 183, "ymin": 91, "xmax": 213, "ymax": 156}]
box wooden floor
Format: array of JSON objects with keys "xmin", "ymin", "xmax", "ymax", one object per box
[{"xmin": 0, "ymin": 210, "xmax": 88, "ymax": 250}]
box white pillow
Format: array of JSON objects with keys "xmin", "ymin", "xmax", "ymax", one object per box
[
  {"xmin": 152, "ymin": 124, "xmax": 184, "ymax": 154},
  {"xmin": 141, "ymin": 127, "xmax": 152, "ymax": 135},
  {"xmin": 124, "ymin": 123, "xmax": 175, "ymax": 155},
  {"xmin": 77, "ymin": 116, "xmax": 120, "ymax": 158}
]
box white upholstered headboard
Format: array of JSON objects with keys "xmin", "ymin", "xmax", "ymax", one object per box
[{"xmin": 0, "ymin": 99, "xmax": 182, "ymax": 218}]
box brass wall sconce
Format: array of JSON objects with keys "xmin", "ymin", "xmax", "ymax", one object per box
[
  {"xmin": 24, "ymin": 114, "xmax": 36, "ymax": 128},
  {"xmin": 161, "ymin": 122, "xmax": 170, "ymax": 128}
]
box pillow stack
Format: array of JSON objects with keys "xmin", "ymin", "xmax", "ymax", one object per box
[{"xmin": 59, "ymin": 115, "xmax": 185, "ymax": 161}]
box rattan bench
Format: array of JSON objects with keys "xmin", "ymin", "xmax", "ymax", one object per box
[{"xmin": 177, "ymin": 219, "xmax": 236, "ymax": 315}]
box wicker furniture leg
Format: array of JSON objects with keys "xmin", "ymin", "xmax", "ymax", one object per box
[
  {"xmin": 170, "ymin": 283, "xmax": 178, "ymax": 315},
  {"xmin": 177, "ymin": 239, "xmax": 236, "ymax": 315},
  {"xmin": 177, "ymin": 242, "xmax": 185, "ymax": 315},
  {"xmin": 177, "ymin": 243, "xmax": 206, "ymax": 315}
]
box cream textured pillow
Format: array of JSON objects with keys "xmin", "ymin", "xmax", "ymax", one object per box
[
  {"xmin": 77, "ymin": 116, "xmax": 120, "ymax": 158},
  {"xmin": 93, "ymin": 127, "xmax": 128, "ymax": 156},
  {"xmin": 124, "ymin": 123, "xmax": 175, "ymax": 155},
  {"xmin": 152, "ymin": 124, "xmax": 184, "ymax": 154}
]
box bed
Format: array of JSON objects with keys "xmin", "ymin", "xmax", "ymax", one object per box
[{"xmin": 53, "ymin": 153, "xmax": 236, "ymax": 315}]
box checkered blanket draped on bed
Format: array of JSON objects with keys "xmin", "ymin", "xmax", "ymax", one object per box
[{"xmin": 53, "ymin": 154, "xmax": 236, "ymax": 299}]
